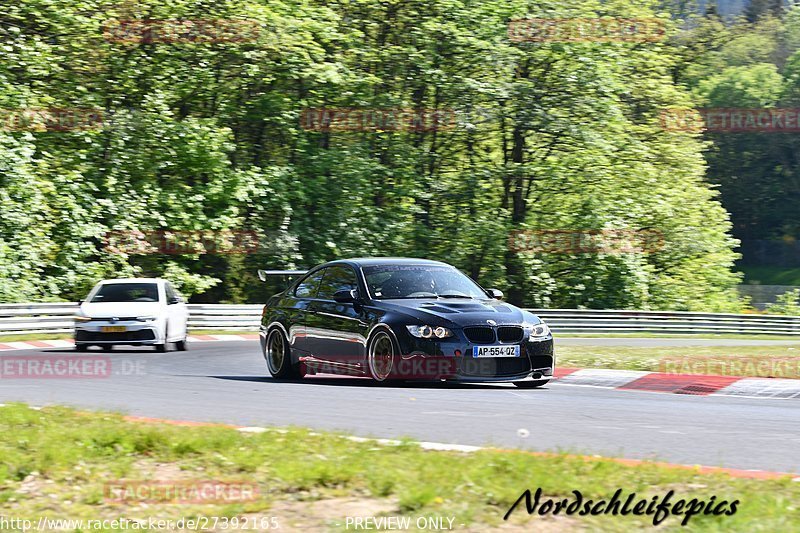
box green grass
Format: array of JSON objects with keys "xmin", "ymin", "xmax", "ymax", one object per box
[
  {"xmin": 0, "ymin": 403, "xmax": 798, "ymax": 531},
  {"xmin": 738, "ymin": 266, "xmax": 800, "ymax": 286},
  {"xmin": 558, "ymin": 344, "xmax": 800, "ymax": 378}
]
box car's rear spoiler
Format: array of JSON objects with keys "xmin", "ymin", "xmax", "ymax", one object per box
[{"xmin": 257, "ymin": 269, "xmax": 308, "ymax": 282}]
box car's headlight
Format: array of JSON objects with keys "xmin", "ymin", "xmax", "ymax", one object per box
[
  {"xmin": 406, "ymin": 325, "xmax": 453, "ymax": 339},
  {"xmin": 526, "ymin": 322, "xmax": 551, "ymax": 338},
  {"xmin": 136, "ymin": 316, "xmax": 157, "ymax": 322},
  {"xmin": 74, "ymin": 316, "xmax": 92, "ymax": 323}
]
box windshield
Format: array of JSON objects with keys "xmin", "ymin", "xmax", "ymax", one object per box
[
  {"xmin": 363, "ymin": 265, "xmax": 488, "ymax": 299},
  {"xmin": 90, "ymin": 283, "xmax": 160, "ymax": 303}
]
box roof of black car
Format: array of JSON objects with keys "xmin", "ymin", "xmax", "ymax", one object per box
[{"xmin": 332, "ymin": 257, "xmax": 451, "ymax": 267}]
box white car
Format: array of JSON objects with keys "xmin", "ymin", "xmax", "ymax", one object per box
[{"xmin": 74, "ymin": 278, "xmax": 189, "ymax": 352}]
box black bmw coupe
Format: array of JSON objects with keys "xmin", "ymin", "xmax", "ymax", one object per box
[{"xmin": 259, "ymin": 258, "xmax": 554, "ymax": 387}]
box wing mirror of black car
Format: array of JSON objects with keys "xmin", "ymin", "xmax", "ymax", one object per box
[
  {"xmin": 333, "ymin": 289, "xmax": 359, "ymax": 303},
  {"xmin": 487, "ymin": 288, "xmax": 504, "ymax": 300}
]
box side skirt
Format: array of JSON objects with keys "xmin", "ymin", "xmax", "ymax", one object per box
[{"xmin": 298, "ymin": 355, "xmax": 367, "ymax": 377}]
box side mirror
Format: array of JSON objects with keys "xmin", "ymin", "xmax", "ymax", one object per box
[
  {"xmin": 487, "ymin": 288, "xmax": 504, "ymax": 300},
  {"xmin": 168, "ymin": 296, "xmax": 182, "ymax": 305},
  {"xmin": 333, "ymin": 289, "xmax": 359, "ymax": 303}
]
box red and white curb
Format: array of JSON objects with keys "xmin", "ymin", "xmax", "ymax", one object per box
[
  {"xmin": 554, "ymin": 368, "xmax": 800, "ymax": 399},
  {"xmin": 0, "ymin": 334, "xmax": 258, "ymax": 352},
  {"xmin": 0, "ymin": 339, "xmax": 76, "ymax": 351},
  {"xmin": 187, "ymin": 334, "xmax": 259, "ymax": 342}
]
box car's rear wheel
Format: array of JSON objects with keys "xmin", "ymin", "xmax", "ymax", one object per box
[
  {"xmin": 367, "ymin": 330, "xmax": 396, "ymax": 382},
  {"xmin": 75, "ymin": 344, "xmax": 88, "ymax": 352},
  {"xmin": 265, "ymin": 328, "xmax": 300, "ymax": 379},
  {"xmin": 101, "ymin": 345, "xmax": 113, "ymax": 351},
  {"xmin": 513, "ymin": 379, "xmax": 550, "ymax": 389},
  {"xmin": 175, "ymin": 338, "xmax": 188, "ymax": 351}
]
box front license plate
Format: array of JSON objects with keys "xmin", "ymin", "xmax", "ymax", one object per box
[
  {"xmin": 472, "ymin": 345, "xmax": 520, "ymax": 358},
  {"xmin": 101, "ymin": 326, "xmax": 127, "ymax": 333}
]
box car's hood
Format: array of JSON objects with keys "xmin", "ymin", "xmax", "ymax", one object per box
[
  {"xmin": 375, "ymin": 298, "xmax": 535, "ymax": 327},
  {"xmin": 79, "ymin": 302, "xmax": 163, "ymax": 319}
]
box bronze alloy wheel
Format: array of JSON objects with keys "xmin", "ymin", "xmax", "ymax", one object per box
[
  {"xmin": 266, "ymin": 328, "xmax": 286, "ymax": 376},
  {"xmin": 368, "ymin": 331, "xmax": 395, "ymax": 381}
]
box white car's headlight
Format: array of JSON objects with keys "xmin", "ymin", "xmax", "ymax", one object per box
[
  {"xmin": 526, "ymin": 322, "xmax": 551, "ymax": 338},
  {"xmin": 136, "ymin": 316, "xmax": 157, "ymax": 322},
  {"xmin": 406, "ymin": 325, "xmax": 453, "ymax": 339}
]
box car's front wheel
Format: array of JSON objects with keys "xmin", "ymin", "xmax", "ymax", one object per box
[
  {"xmin": 265, "ymin": 328, "xmax": 301, "ymax": 379},
  {"xmin": 367, "ymin": 330, "xmax": 396, "ymax": 383},
  {"xmin": 513, "ymin": 379, "xmax": 550, "ymax": 389},
  {"xmin": 155, "ymin": 322, "xmax": 171, "ymax": 352}
]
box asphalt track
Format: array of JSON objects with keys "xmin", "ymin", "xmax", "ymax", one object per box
[{"xmin": 0, "ymin": 340, "xmax": 799, "ymax": 474}]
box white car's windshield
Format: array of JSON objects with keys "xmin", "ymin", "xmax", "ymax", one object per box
[
  {"xmin": 364, "ymin": 265, "xmax": 488, "ymax": 299},
  {"xmin": 90, "ymin": 283, "xmax": 159, "ymax": 303}
]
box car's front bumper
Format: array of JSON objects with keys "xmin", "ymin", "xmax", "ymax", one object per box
[
  {"xmin": 74, "ymin": 322, "xmax": 160, "ymax": 345},
  {"xmin": 392, "ymin": 333, "xmax": 554, "ymax": 382}
]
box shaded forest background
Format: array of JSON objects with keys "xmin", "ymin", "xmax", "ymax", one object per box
[{"xmin": 1, "ymin": 0, "xmax": 799, "ymax": 309}]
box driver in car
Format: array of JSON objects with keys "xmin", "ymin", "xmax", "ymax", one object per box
[{"xmin": 381, "ymin": 269, "xmax": 436, "ymax": 298}]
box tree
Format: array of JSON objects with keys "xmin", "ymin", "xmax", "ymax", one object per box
[{"xmin": 0, "ymin": 0, "xmax": 745, "ymax": 311}]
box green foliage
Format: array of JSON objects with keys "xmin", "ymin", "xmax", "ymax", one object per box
[
  {"xmin": 673, "ymin": 7, "xmax": 800, "ymax": 292},
  {"xmin": 0, "ymin": 0, "xmax": 746, "ymax": 310},
  {"xmin": 765, "ymin": 288, "xmax": 800, "ymax": 316}
]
